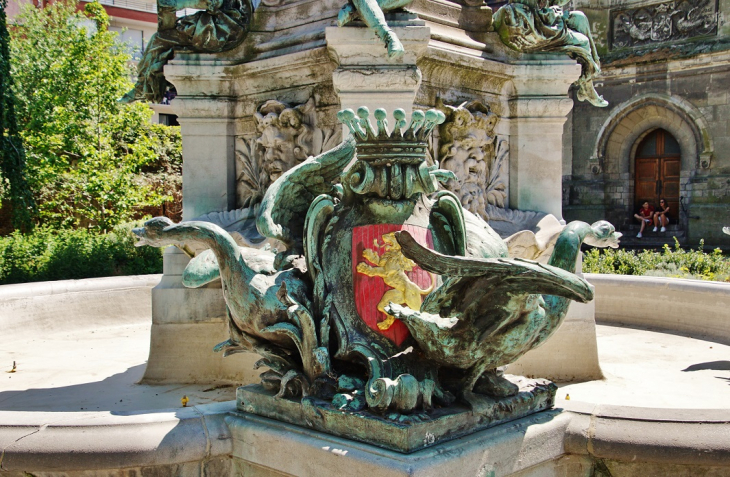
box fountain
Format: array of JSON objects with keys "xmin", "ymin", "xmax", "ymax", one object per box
[
  {"xmin": 132, "ymin": 105, "xmax": 620, "ymax": 452},
  {"xmin": 1, "ymin": 0, "xmax": 729, "ymax": 475}
]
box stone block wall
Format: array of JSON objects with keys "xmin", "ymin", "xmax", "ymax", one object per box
[{"xmin": 563, "ymin": 0, "xmax": 730, "ymax": 246}]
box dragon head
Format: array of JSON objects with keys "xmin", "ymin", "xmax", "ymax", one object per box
[
  {"xmin": 584, "ymin": 220, "xmax": 622, "ymax": 249},
  {"xmin": 132, "ymin": 216, "xmax": 175, "ymax": 247}
]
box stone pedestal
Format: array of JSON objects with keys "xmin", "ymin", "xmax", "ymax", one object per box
[
  {"xmin": 507, "ymin": 299, "xmax": 603, "ymax": 383},
  {"xmin": 507, "ymin": 67, "xmax": 581, "ymax": 221},
  {"xmin": 142, "ymin": 248, "xmax": 261, "ymax": 384},
  {"xmin": 237, "ymin": 378, "xmax": 556, "ymax": 453},
  {"xmin": 227, "ymin": 411, "xmax": 582, "ymax": 477},
  {"xmin": 140, "ymin": 64, "xmax": 254, "ymax": 383},
  {"xmin": 507, "ymin": 253, "xmax": 603, "ymax": 383},
  {"xmin": 327, "ymin": 14, "xmax": 431, "ymax": 130}
]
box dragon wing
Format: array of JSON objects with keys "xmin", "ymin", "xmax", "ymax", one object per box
[
  {"xmin": 502, "ymin": 214, "xmax": 564, "ymax": 262},
  {"xmin": 395, "ymin": 230, "xmax": 594, "ymax": 315},
  {"xmin": 182, "ymin": 249, "xmax": 222, "ymax": 288},
  {"xmin": 428, "ymin": 191, "xmax": 468, "ymax": 257},
  {"xmin": 256, "ymin": 136, "xmax": 356, "ymax": 256}
]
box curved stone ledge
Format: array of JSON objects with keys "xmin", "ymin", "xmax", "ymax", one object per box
[
  {"xmin": 0, "ymin": 274, "xmax": 162, "ymax": 300},
  {"xmin": 1, "ymin": 401, "xmax": 729, "ymax": 475},
  {"xmin": 0, "ymin": 401, "xmax": 234, "ymax": 473},
  {"xmin": 586, "ymin": 273, "xmax": 730, "ymax": 344},
  {"xmin": 0, "ymin": 275, "xmax": 162, "ymax": 337},
  {"xmin": 563, "ymin": 402, "xmax": 730, "ymax": 467}
]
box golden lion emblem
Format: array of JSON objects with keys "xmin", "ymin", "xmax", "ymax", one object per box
[{"xmin": 356, "ymin": 232, "xmax": 435, "ymax": 330}]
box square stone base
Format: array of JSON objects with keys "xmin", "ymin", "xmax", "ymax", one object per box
[
  {"xmin": 236, "ymin": 377, "xmax": 556, "ymax": 453},
  {"xmin": 226, "ymin": 407, "xmax": 581, "ymax": 477}
]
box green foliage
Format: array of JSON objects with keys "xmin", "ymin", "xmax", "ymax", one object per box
[
  {"xmin": 7, "ymin": 0, "xmax": 181, "ymax": 231},
  {"xmin": 0, "ymin": 0, "xmax": 36, "ymax": 230},
  {"xmin": 583, "ymin": 239, "xmax": 730, "ymax": 282},
  {"xmin": 0, "ymin": 221, "xmax": 163, "ymax": 284}
]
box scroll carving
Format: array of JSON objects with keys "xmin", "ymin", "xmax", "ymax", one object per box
[
  {"xmin": 434, "ymin": 100, "xmax": 563, "ymax": 242},
  {"xmin": 435, "ymin": 100, "xmax": 507, "ymax": 220}
]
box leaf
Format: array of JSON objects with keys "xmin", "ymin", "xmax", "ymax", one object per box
[
  {"xmin": 236, "ymin": 137, "xmax": 268, "ymax": 208},
  {"xmin": 485, "ymin": 138, "xmax": 509, "ymax": 207},
  {"xmin": 6, "ymin": 0, "xmax": 181, "ymax": 231}
]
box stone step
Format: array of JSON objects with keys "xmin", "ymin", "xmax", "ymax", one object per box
[
  {"xmin": 613, "ymin": 223, "xmax": 686, "ymax": 250},
  {"xmin": 615, "ymin": 231, "xmax": 687, "ymax": 250},
  {"xmin": 620, "ymin": 223, "xmax": 683, "ymax": 233}
]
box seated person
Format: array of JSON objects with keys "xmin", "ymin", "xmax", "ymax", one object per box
[
  {"xmin": 653, "ymin": 198, "xmax": 669, "ymax": 232},
  {"xmin": 633, "ymin": 201, "xmax": 654, "ymax": 238}
]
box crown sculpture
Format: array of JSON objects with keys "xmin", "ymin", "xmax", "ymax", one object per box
[{"xmin": 134, "ymin": 107, "xmax": 620, "ymax": 452}]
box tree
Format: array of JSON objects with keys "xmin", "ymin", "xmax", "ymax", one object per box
[
  {"xmin": 0, "ymin": 0, "xmax": 36, "ymax": 230},
  {"xmin": 8, "ymin": 0, "xmax": 181, "ymax": 231}
]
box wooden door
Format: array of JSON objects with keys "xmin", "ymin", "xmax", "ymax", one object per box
[{"xmin": 634, "ymin": 130, "xmax": 680, "ymax": 221}]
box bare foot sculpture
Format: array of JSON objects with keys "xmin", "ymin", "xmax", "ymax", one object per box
[
  {"xmin": 337, "ymin": 0, "xmax": 414, "ymax": 59},
  {"xmin": 493, "ymin": 0, "xmax": 608, "ymax": 108}
]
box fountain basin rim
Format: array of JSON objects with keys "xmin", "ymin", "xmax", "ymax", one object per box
[
  {"xmin": 586, "ymin": 273, "xmax": 730, "ymax": 345},
  {"xmin": 0, "ymin": 274, "xmax": 162, "ymax": 300},
  {"xmin": 2, "ymin": 402, "xmax": 730, "ymax": 472}
]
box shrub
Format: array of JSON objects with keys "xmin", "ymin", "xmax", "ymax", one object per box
[
  {"xmin": 583, "ymin": 239, "xmax": 730, "ymax": 282},
  {"xmin": 0, "ymin": 221, "xmax": 163, "ymax": 284},
  {"xmin": 7, "ymin": 0, "xmax": 182, "ymax": 231}
]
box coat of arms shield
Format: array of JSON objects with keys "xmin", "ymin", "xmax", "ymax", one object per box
[{"xmin": 352, "ymin": 224, "xmax": 435, "ymax": 347}]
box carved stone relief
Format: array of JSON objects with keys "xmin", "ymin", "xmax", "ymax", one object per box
[
  {"xmin": 236, "ymin": 97, "xmax": 341, "ymax": 209},
  {"xmin": 434, "ymin": 100, "xmax": 508, "ymax": 220},
  {"xmin": 434, "ymin": 99, "xmax": 557, "ymax": 241},
  {"xmin": 611, "ymin": 0, "xmax": 717, "ymax": 50}
]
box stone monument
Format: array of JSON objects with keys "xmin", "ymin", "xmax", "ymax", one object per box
[
  {"xmin": 138, "ymin": 0, "xmax": 609, "ymax": 398},
  {"xmin": 135, "ymin": 103, "xmax": 620, "ymax": 453}
]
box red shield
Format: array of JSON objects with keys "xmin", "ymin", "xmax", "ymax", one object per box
[{"xmin": 352, "ymin": 224, "xmax": 435, "ymax": 347}]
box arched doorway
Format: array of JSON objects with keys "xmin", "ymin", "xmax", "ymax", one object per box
[{"xmin": 634, "ymin": 129, "xmax": 680, "ymax": 223}]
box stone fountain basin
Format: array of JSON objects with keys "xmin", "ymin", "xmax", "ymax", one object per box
[{"xmin": 0, "ymin": 274, "xmax": 729, "ymax": 475}]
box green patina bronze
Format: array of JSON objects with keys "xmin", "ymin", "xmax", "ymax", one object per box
[
  {"xmin": 134, "ymin": 106, "xmax": 620, "ymax": 452},
  {"xmin": 120, "ymin": 0, "xmax": 254, "ymax": 104},
  {"xmin": 337, "ymin": 0, "xmax": 414, "ymax": 59},
  {"xmin": 493, "ymin": 0, "xmax": 608, "ymax": 108}
]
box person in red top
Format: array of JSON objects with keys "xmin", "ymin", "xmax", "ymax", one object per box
[{"xmin": 633, "ymin": 201, "xmax": 654, "ymax": 238}]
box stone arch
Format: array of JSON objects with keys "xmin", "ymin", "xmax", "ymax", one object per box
[
  {"xmin": 592, "ymin": 93, "xmax": 713, "ymax": 174},
  {"xmin": 588, "ymin": 93, "xmax": 713, "ymax": 228}
]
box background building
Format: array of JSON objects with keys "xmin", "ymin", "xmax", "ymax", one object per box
[
  {"xmin": 7, "ymin": 0, "xmax": 728, "ymax": 247},
  {"xmin": 562, "ymin": 0, "xmax": 730, "ymax": 247},
  {"xmin": 6, "ymin": 0, "xmax": 177, "ymax": 124}
]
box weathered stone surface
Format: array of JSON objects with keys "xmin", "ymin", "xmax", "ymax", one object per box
[
  {"xmin": 611, "ymin": 0, "xmax": 718, "ymax": 51},
  {"xmin": 236, "ymin": 380, "xmax": 557, "ymax": 453}
]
